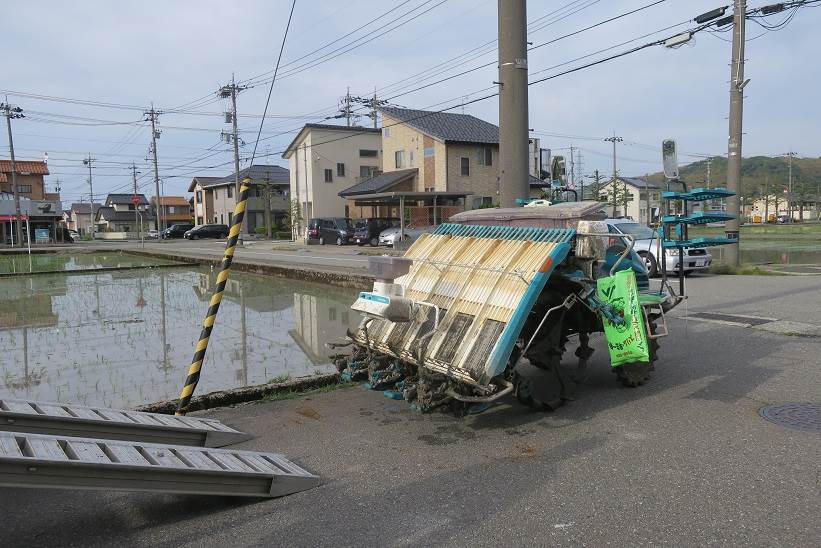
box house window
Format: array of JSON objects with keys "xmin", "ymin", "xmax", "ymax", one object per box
[
  {"xmin": 472, "ymin": 196, "xmax": 493, "ymax": 208},
  {"xmin": 220, "ymin": 214, "xmax": 224, "ymax": 224},
  {"xmin": 328, "ymin": 307, "xmax": 337, "ymax": 322},
  {"xmin": 17, "ymin": 185, "xmax": 32, "ymax": 193},
  {"xmin": 395, "ymin": 150, "xmax": 405, "ymax": 169},
  {"xmin": 359, "ymin": 149, "xmax": 378, "ymax": 158},
  {"xmin": 228, "ymin": 212, "xmax": 233, "ymax": 226},
  {"xmin": 168, "ymin": 206, "xmax": 176, "ymax": 214},
  {"xmin": 383, "ymin": 127, "xmax": 390, "ymax": 138},
  {"xmin": 408, "ymin": 150, "xmax": 415, "ymax": 167},
  {"xmin": 227, "ymin": 186, "xmax": 234, "ymax": 199},
  {"xmin": 460, "ymin": 157, "xmax": 470, "ymax": 176},
  {"xmin": 337, "ymin": 163, "xmax": 345, "ymax": 177},
  {"xmin": 324, "ymin": 169, "xmax": 333, "ymax": 183},
  {"xmin": 360, "ymin": 166, "xmax": 377, "ymax": 179},
  {"xmin": 478, "ymin": 146, "xmax": 492, "ymax": 166},
  {"xmin": 214, "ymin": 189, "xmax": 219, "ymax": 199},
  {"xmin": 424, "ymin": 147, "xmax": 435, "ymax": 157},
  {"xmin": 196, "ymin": 191, "xmax": 203, "ymax": 202}
]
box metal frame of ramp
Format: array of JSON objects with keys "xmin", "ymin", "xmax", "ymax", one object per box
[
  {"xmin": 0, "ymin": 398, "xmax": 252, "ymax": 448},
  {"xmin": 0, "ymin": 431, "xmax": 319, "ymax": 498}
]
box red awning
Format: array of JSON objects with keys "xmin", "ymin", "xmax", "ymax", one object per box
[{"xmin": 0, "ymin": 215, "xmax": 29, "ymax": 221}]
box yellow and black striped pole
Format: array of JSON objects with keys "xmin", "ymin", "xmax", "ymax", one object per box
[{"xmin": 176, "ymin": 177, "xmax": 251, "ymax": 415}]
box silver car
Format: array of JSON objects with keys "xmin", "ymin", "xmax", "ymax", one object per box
[
  {"xmin": 378, "ymin": 226, "xmax": 429, "ymax": 247},
  {"xmin": 606, "ymin": 218, "xmax": 712, "ymax": 276}
]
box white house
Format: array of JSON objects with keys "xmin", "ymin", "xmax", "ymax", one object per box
[
  {"xmin": 282, "ymin": 124, "xmax": 382, "ymax": 225},
  {"xmin": 596, "ymin": 177, "xmax": 665, "ymax": 222}
]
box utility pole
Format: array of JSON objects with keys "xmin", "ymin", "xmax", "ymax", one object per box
[
  {"xmin": 783, "ymin": 151, "xmax": 796, "ymax": 222},
  {"xmin": 264, "ymin": 168, "xmax": 272, "ymax": 239},
  {"xmin": 82, "ymin": 154, "xmax": 96, "ymax": 236},
  {"xmin": 219, "ymin": 77, "xmax": 246, "ymax": 236},
  {"xmin": 569, "ymin": 146, "xmax": 576, "ymax": 192},
  {"xmin": 725, "ymin": 0, "xmax": 747, "ymax": 266},
  {"xmin": 605, "ymin": 135, "xmax": 623, "ymax": 216},
  {"xmin": 352, "ymin": 89, "xmax": 387, "ymax": 129},
  {"xmin": 497, "ymin": 0, "xmax": 530, "ymax": 208},
  {"xmin": 576, "ymin": 148, "xmax": 584, "ymax": 199},
  {"xmin": 131, "ymin": 163, "xmax": 141, "ymax": 237},
  {"xmin": 2, "ymin": 100, "xmax": 24, "ymax": 246},
  {"xmin": 145, "ymin": 105, "xmax": 162, "ymax": 232}
]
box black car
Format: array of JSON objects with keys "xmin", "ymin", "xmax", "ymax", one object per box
[
  {"xmin": 353, "ymin": 217, "xmax": 400, "ymax": 246},
  {"xmin": 306, "ymin": 217, "xmax": 355, "ymax": 245},
  {"xmin": 184, "ymin": 224, "xmax": 229, "ymax": 240},
  {"xmin": 162, "ymin": 223, "xmax": 194, "ymax": 239}
]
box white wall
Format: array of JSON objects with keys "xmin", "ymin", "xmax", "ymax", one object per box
[{"xmin": 288, "ymin": 128, "xmax": 381, "ymax": 222}]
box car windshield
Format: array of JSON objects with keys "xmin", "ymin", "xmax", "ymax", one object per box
[
  {"xmin": 613, "ymin": 222, "xmax": 657, "ymax": 239},
  {"xmin": 335, "ymin": 218, "xmax": 354, "ymax": 229},
  {"xmin": 355, "ymin": 219, "xmax": 369, "ymax": 229}
]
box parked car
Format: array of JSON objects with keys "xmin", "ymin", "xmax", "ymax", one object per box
[
  {"xmin": 162, "ymin": 223, "xmax": 194, "ymax": 239},
  {"xmin": 305, "ymin": 217, "xmax": 355, "ymax": 245},
  {"xmin": 378, "ymin": 225, "xmax": 429, "ymax": 248},
  {"xmin": 184, "ymin": 224, "xmax": 229, "ymax": 240},
  {"xmin": 353, "ymin": 217, "xmax": 400, "ymax": 246},
  {"xmin": 606, "ymin": 218, "xmax": 712, "ymax": 277},
  {"xmin": 146, "ymin": 229, "xmax": 160, "ymax": 239},
  {"xmin": 68, "ymin": 229, "xmax": 80, "ymax": 242}
]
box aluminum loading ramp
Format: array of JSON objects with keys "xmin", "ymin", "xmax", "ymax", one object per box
[
  {"xmin": 0, "ymin": 398, "xmax": 251, "ymax": 448},
  {"xmin": 0, "ymin": 431, "xmax": 319, "ymax": 498}
]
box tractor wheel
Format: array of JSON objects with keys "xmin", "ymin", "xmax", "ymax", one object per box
[
  {"xmin": 615, "ymin": 315, "xmax": 660, "ymax": 387},
  {"xmin": 512, "ymin": 359, "xmax": 565, "ymax": 411}
]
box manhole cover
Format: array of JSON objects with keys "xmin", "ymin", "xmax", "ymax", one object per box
[{"xmin": 760, "ymin": 403, "xmax": 821, "ymax": 433}]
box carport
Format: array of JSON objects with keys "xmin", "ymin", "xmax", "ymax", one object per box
[{"xmin": 345, "ymin": 190, "xmax": 468, "ymax": 239}]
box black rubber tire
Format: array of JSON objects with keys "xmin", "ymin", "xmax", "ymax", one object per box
[
  {"xmin": 615, "ymin": 317, "xmax": 659, "ymax": 387},
  {"xmin": 319, "ymin": 236, "xmax": 325, "ymax": 245},
  {"xmin": 513, "ymin": 370, "xmax": 545, "ymax": 411},
  {"xmin": 336, "ymin": 236, "xmax": 344, "ymax": 246},
  {"xmin": 192, "ymin": 234, "xmax": 199, "ymax": 240},
  {"xmin": 369, "ymin": 237, "xmax": 379, "ymax": 247},
  {"xmin": 641, "ymin": 252, "xmax": 659, "ymax": 277}
]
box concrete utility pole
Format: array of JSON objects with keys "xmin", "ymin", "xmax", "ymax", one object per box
[
  {"xmin": 725, "ymin": 0, "xmax": 747, "ymax": 266},
  {"xmin": 783, "ymin": 151, "xmax": 796, "ymax": 221},
  {"xmin": 497, "ymin": 0, "xmax": 530, "ymax": 208},
  {"xmin": 219, "ymin": 77, "xmax": 246, "ymax": 235},
  {"xmin": 264, "ymin": 168, "xmax": 273, "ymax": 239},
  {"xmin": 569, "ymin": 146, "xmax": 576, "ymax": 191},
  {"xmin": 145, "ymin": 105, "xmax": 162, "ymax": 232},
  {"xmin": 605, "ymin": 135, "xmax": 623, "ymax": 216},
  {"xmin": 576, "ymin": 148, "xmax": 584, "ymax": 199},
  {"xmin": 2, "ymin": 100, "xmax": 24, "ymax": 246},
  {"xmin": 131, "ymin": 163, "xmax": 141, "ymax": 237},
  {"xmin": 83, "ymin": 154, "xmax": 96, "ymax": 236}
]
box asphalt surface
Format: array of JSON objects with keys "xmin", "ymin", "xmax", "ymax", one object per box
[
  {"xmin": 1, "ymin": 245, "xmax": 819, "ymax": 546},
  {"xmin": 2, "ymin": 308, "xmax": 819, "ymax": 546}
]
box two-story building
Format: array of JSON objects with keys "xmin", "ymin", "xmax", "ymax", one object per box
[
  {"xmin": 95, "ymin": 194, "xmax": 154, "ymax": 232},
  {"xmin": 0, "ymin": 159, "xmax": 59, "ymax": 201},
  {"xmin": 188, "ymin": 165, "xmax": 289, "ymax": 233},
  {"xmin": 282, "ymin": 124, "xmax": 382, "ymax": 224},
  {"xmin": 595, "ymin": 177, "xmax": 665, "ymax": 222},
  {"xmin": 150, "ymin": 196, "xmax": 192, "ymax": 228},
  {"xmin": 337, "ymin": 107, "xmax": 545, "ymax": 224},
  {"xmin": 65, "ymin": 202, "xmax": 102, "ymax": 235}
]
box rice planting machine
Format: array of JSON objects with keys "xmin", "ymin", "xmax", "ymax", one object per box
[{"xmin": 332, "ymin": 202, "xmax": 682, "ymax": 415}]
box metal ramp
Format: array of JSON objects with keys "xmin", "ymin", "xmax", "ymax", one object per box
[
  {"xmin": 0, "ymin": 398, "xmax": 251, "ymax": 448},
  {"xmin": 0, "ymin": 431, "xmax": 319, "ymax": 498}
]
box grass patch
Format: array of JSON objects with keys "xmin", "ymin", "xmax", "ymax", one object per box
[
  {"xmin": 261, "ymin": 381, "xmax": 357, "ymax": 402},
  {"xmin": 707, "ymin": 264, "xmax": 787, "ymax": 276},
  {"xmin": 268, "ymin": 373, "xmax": 291, "ymax": 384}
]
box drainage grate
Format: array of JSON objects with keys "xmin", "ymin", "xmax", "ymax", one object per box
[
  {"xmin": 760, "ymin": 403, "xmax": 821, "ymax": 433},
  {"xmin": 689, "ymin": 312, "xmax": 775, "ymax": 327}
]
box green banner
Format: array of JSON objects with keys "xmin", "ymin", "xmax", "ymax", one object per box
[{"xmin": 596, "ymin": 269, "xmax": 650, "ymax": 367}]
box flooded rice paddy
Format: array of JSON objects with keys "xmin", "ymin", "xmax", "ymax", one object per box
[
  {"xmin": 0, "ymin": 262, "xmax": 359, "ymax": 408},
  {"xmin": 0, "ymin": 251, "xmax": 181, "ymax": 274}
]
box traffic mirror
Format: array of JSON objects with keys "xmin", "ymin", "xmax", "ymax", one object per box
[{"xmin": 662, "ymin": 139, "xmax": 679, "ymax": 179}]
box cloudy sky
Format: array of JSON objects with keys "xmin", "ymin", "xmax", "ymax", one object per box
[{"xmin": 2, "ymin": 0, "xmax": 819, "ymax": 202}]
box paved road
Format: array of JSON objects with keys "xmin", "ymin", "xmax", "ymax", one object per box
[{"xmin": 2, "ymin": 309, "xmax": 819, "ymax": 546}]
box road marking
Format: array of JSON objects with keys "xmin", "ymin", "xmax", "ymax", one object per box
[{"xmin": 686, "ymin": 312, "xmax": 777, "ymax": 328}]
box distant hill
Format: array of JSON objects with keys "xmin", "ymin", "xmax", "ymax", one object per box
[{"xmin": 641, "ymin": 156, "xmax": 821, "ymax": 198}]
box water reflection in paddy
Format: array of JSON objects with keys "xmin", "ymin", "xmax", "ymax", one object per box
[{"xmin": 0, "ymin": 267, "xmax": 359, "ymax": 408}]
